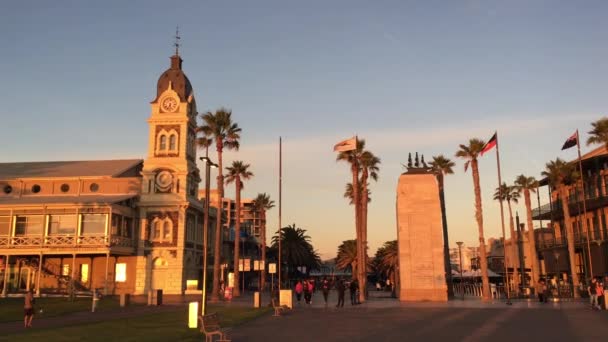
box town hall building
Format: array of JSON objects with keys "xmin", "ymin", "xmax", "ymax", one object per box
[{"xmin": 0, "ymin": 52, "xmax": 211, "ymax": 296}]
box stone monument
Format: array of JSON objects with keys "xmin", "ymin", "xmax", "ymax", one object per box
[{"xmin": 396, "ymin": 153, "xmax": 447, "ymax": 301}]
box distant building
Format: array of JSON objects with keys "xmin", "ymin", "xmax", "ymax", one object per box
[{"xmin": 449, "ymin": 244, "xmax": 478, "ymax": 272}]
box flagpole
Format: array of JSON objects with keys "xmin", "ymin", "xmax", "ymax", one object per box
[
  {"xmin": 495, "ymin": 131, "xmax": 512, "ymax": 304},
  {"xmin": 278, "ymin": 136, "xmax": 282, "ymax": 290},
  {"xmin": 575, "ymin": 129, "xmax": 593, "ymax": 279}
]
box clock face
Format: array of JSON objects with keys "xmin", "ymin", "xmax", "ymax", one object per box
[
  {"xmin": 161, "ymin": 97, "xmax": 178, "ymax": 112},
  {"xmin": 156, "ymin": 171, "xmax": 174, "ymax": 191}
]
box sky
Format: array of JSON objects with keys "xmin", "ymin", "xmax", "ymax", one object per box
[{"xmin": 1, "ymin": 1, "xmax": 607, "ymax": 260}]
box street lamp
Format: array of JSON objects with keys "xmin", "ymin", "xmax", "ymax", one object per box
[
  {"xmin": 200, "ymin": 156, "xmax": 218, "ymax": 316},
  {"xmin": 553, "ymin": 249, "xmax": 560, "ymax": 302},
  {"xmin": 456, "ymin": 241, "xmax": 464, "ymax": 300}
]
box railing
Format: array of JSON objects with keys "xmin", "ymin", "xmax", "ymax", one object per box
[{"xmin": 0, "ymin": 234, "xmax": 136, "ymax": 249}]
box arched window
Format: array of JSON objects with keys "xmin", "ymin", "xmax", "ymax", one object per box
[
  {"xmin": 153, "ymin": 221, "xmax": 161, "ymax": 241},
  {"xmin": 169, "ymin": 134, "xmax": 177, "ymax": 151},
  {"xmin": 159, "ymin": 135, "xmax": 167, "ymax": 150},
  {"xmin": 163, "ymin": 221, "xmax": 171, "ymax": 240}
]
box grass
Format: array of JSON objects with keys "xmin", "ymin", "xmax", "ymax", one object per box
[
  {"xmin": 0, "ymin": 296, "xmax": 123, "ymax": 323},
  {"xmin": 2, "ymin": 305, "xmax": 272, "ymax": 342}
]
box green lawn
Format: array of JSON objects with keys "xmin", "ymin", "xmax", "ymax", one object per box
[
  {"xmin": 3, "ymin": 305, "xmax": 271, "ymax": 342},
  {"xmin": 0, "ymin": 296, "xmax": 123, "ymax": 323}
]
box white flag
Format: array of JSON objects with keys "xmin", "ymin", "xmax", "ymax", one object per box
[{"xmin": 333, "ymin": 137, "xmax": 356, "ymax": 152}]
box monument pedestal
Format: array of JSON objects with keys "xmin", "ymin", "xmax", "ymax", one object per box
[{"xmin": 396, "ymin": 172, "xmax": 447, "ymax": 302}]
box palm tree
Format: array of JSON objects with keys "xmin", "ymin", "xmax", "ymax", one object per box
[
  {"xmin": 514, "ymin": 174, "xmax": 540, "ymax": 288},
  {"xmin": 225, "ymin": 161, "xmax": 253, "ymax": 296},
  {"xmin": 336, "ymin": 240, "xmax": 358, "ymax": 277},
  {"xmin": 373, "ymin": 240, "xmax": 398, "ymax": 296},
  {"xmin": 429, "ymin": 155, "xmax": 455, "ymax": 298},
  {"xmin": 271, "ymin": 224, "xmax": 321, "ymax": 279},
  {"xmin": 343, "ymin": 183, "xmax": 369, "ymax": 205},
  {"xmin": 542, "ymin": 158, "xmax": 581, "ymax": 298},
  {"xmin": 252, "ymin": 193, "xmax": 275, "ymax": 289},
  {"xmin": 494, "ymin": 182, "xmax": 521, "ymax": 292},
  {"xmin": 586, "ymin": 117, "xmax": 608, "ymax": 149},
  {"xmin": 359, "ymin": 151, "xmax": 380, "ymax": 289},
  {"xmin": 336, "ymin": 138, "xmax": 366, "ymax": 302},
  {"xmin": 455, "ymin": 138, "xmax": 491, "ymax": 301},
  {"xmin": 198, "ymin": 108, "xmax": 241, "ymax": 301}
]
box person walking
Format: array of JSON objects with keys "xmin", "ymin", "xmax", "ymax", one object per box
[
  {"xmin": 24, "ymin": 289, "xmax": 35, "ymax": 328},
  {"xmin": 321, "ymin": 277, "xmax": 330, "ymax": 305},
  {"xmin": 336, "ymin": 278, "xmax": 345, "ymax": 308},
  {"xmin": 350, "ymin": 279, "xmax": 359, "ymax": 305},
  {"xmin": 536, "ymin": 279, "xmax": 546, "ymax": 303},
  {"xmin": 295, "ymin": 280, "xmax": 303, "ymax": 304},
  {"xmin": 303, "ymin": 280, "xmax": 312, "ymax": 305},
  {"xmin": 589, "ymin": 278, "xmax": 599, "ymax": 310},
  {"xmin": 597, "ymin": 279, "xmax": 605, "ymax": 310}
]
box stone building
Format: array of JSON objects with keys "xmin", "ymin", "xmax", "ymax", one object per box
[{"xmin": 0, "ymin": 52, "xmax": 213, "ymax": 296}]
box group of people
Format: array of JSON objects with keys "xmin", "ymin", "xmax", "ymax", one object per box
[{"xmin": 294, "ymin": 277, "xmax": 360, "ymax": 308}]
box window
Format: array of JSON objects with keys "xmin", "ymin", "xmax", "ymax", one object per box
[
  {"xmin": 3, "ymin": 185, "xmax": 12, "ymax": 194},
  {"xmin": 159, "ymin": 135, "xmax": 167, "ymax": 150},
  {"xmin": 80, "ymin": 264, "xmax": 89, "ymax": 283},
  {"xmin": 90, "ymin": 183, "xmax": 99, "ymax": 192},
  {"xmin": 151, "ymin": 217, "xmax": 172, "ymax": 243},
  {"xmin": 163, "ymin": 221, "xmax": 171, "ymax": 240},
  {"xmin": 0, "ymin": 216, "xmax": 10, "ymax": 236},
  {"xmin": 169, "ymin": 134, "xmax": 177, "ymax": 151},
  {"xmin": 15, "ymin": 215, "xmax": 44, "ymax": 236},
  {"xmin": 49, "ymin": 215, "xmax": 77, "ymax": 235},
  {"xmin": 115, "ymin": 263, "xmax": 127, "ymax": 282},
  {"xmin": 31, "ymin": 184, "xmax": 41, "ymax": 193},
  {"xmin": 62, "ymin": 264, "xmax": 70, "ymax": 277},
  {"xmin": 60, "ymin": 184, "xmax": 70, "ymax": 192},
  {"xmin": 122, "ymin": 217, "xmax": 133, "ymax": 238},
  {"xmin": 111, "ymin": 215, "xmax": 123, "ymax": 235},
  {"xmin": 81, "ymin": 214, "xmax": 106, "ymax": 235}
]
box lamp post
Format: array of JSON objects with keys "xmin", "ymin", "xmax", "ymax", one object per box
[
  {"xmin": 553, "ymin": 249, "xmax": 560, "ymax": 302},
  {"xmin": 456, "ymin": 242, "xmax": 464, "ymax": 300},
  {"xmin": 200, "ymin": 156, "xmax": 218, "ymax": 316}
]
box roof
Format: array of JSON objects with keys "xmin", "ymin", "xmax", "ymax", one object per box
[
  {"xmin": 0, "ymin": 159, "xmax": 143, "ymax": 179},
  {"xmin": 154, "ymin": 55, "xmax": 193, "ymax": 102},
  {"xmin": 539, "ymin": 144, "xmax": 608, "ymax": 186},
  {"xmin": 0, "ymin": 194, "xmax": 138, "ymax": 206}
]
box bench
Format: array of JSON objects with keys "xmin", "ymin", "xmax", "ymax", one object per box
[
  {"xmin": 199, "ymin": 313, "xmax": 231, "ymax": 342},
  {"xmin": 272, "ymin": 298, "xmax": 290, "ymax": 316}
]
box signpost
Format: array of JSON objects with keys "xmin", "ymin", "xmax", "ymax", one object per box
[{"xmin": 269, "ymin": 263, "xmax": 276, "ymax": 296}]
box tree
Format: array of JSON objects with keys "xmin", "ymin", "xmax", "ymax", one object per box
[
  {"xmin": 271, "ymin": 224, "xmax": 321, "ymax": 279},
  {"xmin": 252, "ymin": 193, "xmax": 275, "ymax": 289},
  {"xmin": 198, "ymin": 108, "xmax": 241, "ymax": 301},
  {"xmin": 336, "ymin": 138, "xmax": 367, "ymax": 303},
  {"xmin": 542, "ymin": 158, "xmax": 581, "ymax": 298},
  {"xmin": 336, "ymin": 240, "xmax": 358, "ymax": 276},
  {"xmin": 359, "ymin": 151, "xmax": 380, "ymax": 289},
  {"xmin": 514, "ymin": 174, "xmax": 540, "ymax": 288},
  {"xmin": 494, "ymin": 182, "xmax": 521, "ymax": 292},
  {"xmin": 429, "ymin": 154, "xmax": 455, "ymax": 298},
  {"xmin": 455, "ymin": 138, "xmax": 491, "ymax": 301},
  {"xmin": 586, "ymin": 117, "xmax": 608, "ymax": 149},
  {"xmin": 373, "ymin": 240, "xmax": 398, "ymax": 296},
  {"xmin": 225, "ymin": 161, "xmax": 253, "ymax": 296}
]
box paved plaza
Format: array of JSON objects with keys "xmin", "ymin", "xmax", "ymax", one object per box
[{"xmin": 229, "ymin": 291, "xmax": 608, "ymax": 342}]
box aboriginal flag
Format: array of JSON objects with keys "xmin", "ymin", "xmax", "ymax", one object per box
[
  {"xmin": 480, "ymin": 132, "xmax": 497, "ymax": 157},
  {"xmin": 561, "ymin": 131, "xmax": 578, "ymax": 150}
]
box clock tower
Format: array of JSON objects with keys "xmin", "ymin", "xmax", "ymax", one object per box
[{"xmin": 135, "ymin": 52, "xmax": 204, "ymax": 295}]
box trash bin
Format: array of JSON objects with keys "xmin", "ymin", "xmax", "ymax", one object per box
[
  {"xmin": 120, "ymin": 293, "xmax": 130, "ymax": 307},
  {"xmin": 254, "ymin": 291, "xmax": 260, "ymax": 308}
]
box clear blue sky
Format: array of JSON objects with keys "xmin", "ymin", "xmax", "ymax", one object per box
[{"xmin": 1, "ymin": 1, "xmax": 607, "ymax": 259}]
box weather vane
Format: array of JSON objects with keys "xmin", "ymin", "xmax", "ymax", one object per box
[{"xmin": 174, "ymin": 26, "xmax": 181, "ymax": 55}]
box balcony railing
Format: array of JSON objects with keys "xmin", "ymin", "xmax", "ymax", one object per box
[{"xmin": 0, "ymin": 234, "xmax": 136, "ymax": 249}]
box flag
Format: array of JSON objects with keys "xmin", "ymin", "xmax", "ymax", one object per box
[
  {"xmin": 561, "ymin": 131, "xmax": 578, "ymax": 150},
  {"xmin": 464, "ymin": 160, "xmax": 470, "ymax": 172},
  {"xmin": 480, "ymin": 132, "xmax": 497, "ymax": 157},
  {"xmin": 333, "ymin": 137, "xmax": 356, "ymax": 152}
]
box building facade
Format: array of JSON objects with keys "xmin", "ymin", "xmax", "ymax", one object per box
[{"xmin": 0, "ymin": 52, "xmax": 214, "ymax": 296}]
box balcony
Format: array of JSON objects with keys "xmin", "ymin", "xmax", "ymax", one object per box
[{"xmin": 0, "ymin": 234, "xmax": 136, "ymax": 253}]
